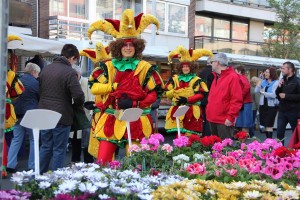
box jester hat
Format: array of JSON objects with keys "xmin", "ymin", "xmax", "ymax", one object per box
[
  {"xmin": 80, "ymin": 42, "xmax": 111, "ymax": 63},
  {"xmin": 88, "ymin": 9, "xmax": 159, "ymax": 40},
  {"xmin": 8, "ymin": 34, "xmax": 23, "ymax": 43},
  {"xmin": 168, "ymin": 45, "xmax": 213, "ymax": 64}
]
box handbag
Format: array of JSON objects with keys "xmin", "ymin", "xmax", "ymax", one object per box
[{"xmin": 71, "ymin": 105, "xmax": 91, "ymax": 132}]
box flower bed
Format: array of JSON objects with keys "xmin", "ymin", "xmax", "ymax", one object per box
[{"xmin": 10, "ymin": 134, "xmax": 300, "ymax": 199}]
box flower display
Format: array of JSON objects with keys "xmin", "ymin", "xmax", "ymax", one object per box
[
  {"xmin": 10, "ymin": 134, "xmax": 300, "ymax": 199},
  {"xmin": 234, "ymin": 131, "xmax": 249, "ymax": 141}
]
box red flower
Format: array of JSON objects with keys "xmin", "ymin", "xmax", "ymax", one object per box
[
  {"xmin": 188, "ymin": 135, "xmax": 201, "ymax": 146},
  {"xmin": 272, "ymin": 146, "xmax": 292, "ymax": 158},
  {"xmin": 200, "ymin": 135, "xmax": 221, "ymax": 147},
  {"xmin": 234, "ymin": 131, "xmax": 248, "ymax": 140}
]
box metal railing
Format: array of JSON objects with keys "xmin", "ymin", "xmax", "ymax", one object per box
[
  {"xmin": 48, "ymin": 16, "xmax": 113, "ymax": 41},
  {"xmin": 197, "ymin": 0, "xmax": 272, "ymax": 8},
  {"xmin": 194, "ymin": 35, "xmax": 268, "ymax": 56}
]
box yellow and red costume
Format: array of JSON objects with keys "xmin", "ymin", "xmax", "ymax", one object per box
[
  {"xmin": 164, "ymin": 46, "xmax": 212, "ymax": 135},
  {"xmin": 87, "ymin": 9, "xmax": 163, "ymax": 164},
  {"xmin": 79, "ymin": 42, "xmax": 111, "ymax": 158},
  {"xmin": 2, "ymin": 34, "xmax": 24, "ymax": 177}
]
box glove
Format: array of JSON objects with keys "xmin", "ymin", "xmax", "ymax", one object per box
[
  {"xmin": 117, "ymin": 93, "xmax": 133, "ymax": 109},
  {"xmin": 176, "ymin": 96, "xmax": 187, "ymax": 106},
  {"xmin": 84, "ymin": 101, "xmax": 96, "ymax": 110}
]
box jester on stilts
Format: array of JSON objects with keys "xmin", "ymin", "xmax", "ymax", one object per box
[
  {"xmin": 164, "ymin": 46, "xmax": 213, "ymax": 137},
  {"xmin": 2, "ymin": 35, "xmax": 25, "ymax": 178},
  {"xmin": 87, "ymin": 9, "xmax": 164, "ymax": 164}
]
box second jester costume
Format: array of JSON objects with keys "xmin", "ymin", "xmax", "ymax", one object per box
[
  {"xmin": 87, "ymin": 9, "xmax": 164, "ymax": 164},
  {"xmin": 165, "ymin": 46, "xmax": 212, "ymax": 136}
]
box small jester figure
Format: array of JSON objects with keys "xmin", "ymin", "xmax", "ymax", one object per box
[
  {"xmin": 2, "ymin": 34, "xmax": 25, "ymax": 177},
  {"xmin": 164, "ymin": 45, "xmax": 213, "ymax": 137},
  {"xmin": 79, "ymin": 42, "xmax": 112, "ymax": 158},
  {"xmin": 87, "ymin": 9, "xmax": 164, "ymax": 164}
]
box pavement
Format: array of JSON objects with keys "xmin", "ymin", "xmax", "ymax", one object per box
[{"xmin": 0, "ymin": 122, "xmax": 293, "ymax": 190}]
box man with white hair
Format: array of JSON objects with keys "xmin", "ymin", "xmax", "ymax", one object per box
[
  {"xmin": 206, "ymin": 53, "xmax": 243, "ymax": 139},
  {"xmin": 7, "ymin": 62, "xmax": 40, "ymax": 172}
]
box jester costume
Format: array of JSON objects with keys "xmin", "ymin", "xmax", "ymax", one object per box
[
  {"xmin": 89, "ymin": 58, "xmax": 163, "ymax": 163},
  {"xmin": 3, "ymin": 69, "xmax": 24, "ymax": 177},
  {"xmin": 164, "ymin": 45, "xmax": 212, "ymax": 136},
  {"xmin": 87, "ymin": 9, "xmax": 162, "ymax": 163},
  {"xmin": 165, "ymin": 74, "xmax": 207, "ymax": 134},
  {"xmin": 79, "ymin": 42, "xmax": 111, "ymax": 158}
]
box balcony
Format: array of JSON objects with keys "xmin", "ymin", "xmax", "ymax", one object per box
[
  {"xmin": 49, "ymin": 16, "xmax": 113, "ymax": 41},
  {"xmin": 194, "ymin": 35, "xmax": 267, "ymax": 56}
]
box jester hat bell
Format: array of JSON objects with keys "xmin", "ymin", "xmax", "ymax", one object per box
[
  {"xmin": 88, "ymin": 9, "xmax": 160, "ymax": 40},
  {"xmin": 168, "ymin": 45, "xmax": 213, "ymax": 64}
]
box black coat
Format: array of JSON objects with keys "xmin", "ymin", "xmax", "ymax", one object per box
[
  {"xmin": 276, "ymin": 75, "xmax": 300, "ymax": 112},
  {"xmin": 38, "ymin": 56, "xmax": 85, "ymax": 125}
]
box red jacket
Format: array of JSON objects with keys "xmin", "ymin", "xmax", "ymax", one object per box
[
  {"xmin": 239, "ymin": 74, "xmax": 252, "ymax": 103},
  {"xmin": 206, "ymin": 67, "xmax": 243, "ymax": 124}
]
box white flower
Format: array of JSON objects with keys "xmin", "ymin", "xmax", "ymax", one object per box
[
  {"xmin": 72, "ymin": 171, "xmax": 84, "ymax": 180},
  {"xmin": 138, "ymin": 194, "xmax": 153, "ymax": 200},
  {"xmin": 206, "ymin": 189, "xmax": 216, "ymax": 195},
  {"xmin": 57, "ymin": 180, "xmax": 79, "ymax": 193},
  {"xmin": 74, "ymin": 162, "xmax": 86, "ymax": 168},
  {"xmin": 265, "ymin": 183, "xmax": 282, "ymax": 194},
  {"xmin": 78, "ymin": 182, "xmax": 97, "ymax": 193},
  {"xmin": 243, "ymin": 191, "xmax": 262, "ymax": 199},
  {"xmin": 194, "ymin": 153, "xmax": 205, "ymax": 161},
  {"xmin": 98, "ymin": 194, "xmax": 110, "ymax": 200},
  {"xmin": 35, "ymin": 175, "xmax": 50, "ymax": 181},
  {"xmin": 39, "ymin": 181, "xmax": 51, "ymax": 189},
  {"xmin": 173, "ymin": 154, "xmax": 190, "ymax": 163},
  {"xmin": 281, "ymin": 190, "xmax": 299, "ymax": 199},
  {"xmin": 93, "ymin": 181, "xmax": 109, "ymax": 188},
  {"xmin": 10, "ymin": 174, "xmax": 25, "ymax": 186},
  {"xmin": 230, "ymin": 181, "xmax": 247, "ymax": 189},
  {"xmin": 296, "ymin": 186, "xmax": 300, "ymax": 191}
]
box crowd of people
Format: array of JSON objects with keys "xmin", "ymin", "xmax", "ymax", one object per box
[{"xmin": 3, "ymin": 9, "xmax": 300, "ymax": 177}]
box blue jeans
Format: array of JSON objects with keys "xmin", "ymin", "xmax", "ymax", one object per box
[
  {"xmin": 277, "ymin": 111, "xmax": 299, "ymax": 145},
  {"xmin": 7, "ymin": 121, "xmax": 34, "ymax": 170},
  {"xmin": 39, "ymin": 124, "xmax": 70, "ymax": 174}
]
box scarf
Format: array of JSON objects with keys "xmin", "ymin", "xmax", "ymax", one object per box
[{"xmin": 178, "ymin": 73, "xmax": 196, "ymax": 82}]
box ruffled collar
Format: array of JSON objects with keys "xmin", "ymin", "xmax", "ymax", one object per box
[
  {"xmin": 112, "ymin": 58, "xmax": 140, "ymax": 71},
  {"xmin": 178, "ymin": 73, "xmax": 196, "ymax": 82}
]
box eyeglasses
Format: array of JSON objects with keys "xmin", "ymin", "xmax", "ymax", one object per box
[{"xmin": 210, "ymin": 60, "xmax": 217, "ymax": 64}]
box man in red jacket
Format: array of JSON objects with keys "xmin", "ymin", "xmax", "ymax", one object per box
[{"xmin": 206, "ymin": 53, "xmax": 243, "ymax": 139}]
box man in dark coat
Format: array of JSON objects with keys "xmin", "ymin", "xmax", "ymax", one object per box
[{"xmin": 38, "ymin": 44, "xmax": 84, "ymax": 173}]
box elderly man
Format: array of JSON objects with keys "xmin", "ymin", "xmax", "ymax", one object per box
[{"xmin": 206, "ymin": 53, "xmax": 243, "ymax": 139}]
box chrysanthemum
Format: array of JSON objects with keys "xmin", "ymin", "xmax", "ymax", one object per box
[{"xmin": 243, "ymin": 190, "xmax": 262, "ymax": 199}]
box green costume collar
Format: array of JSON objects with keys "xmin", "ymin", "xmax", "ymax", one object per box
[
  {"xmin": 178, "ymin": 73, "xmax": 196, "ymax": 82},
  {"xmin": 112, "ymin": 58, "xmax": 140, "ymax": 71}
]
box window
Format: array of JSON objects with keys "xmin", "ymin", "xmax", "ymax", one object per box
[
  {"xmin": 168, "ymin": 4, "xmax": 186, "ymax": 34},
  {"xmin": 146, "ymin": 0, "xmax": 166, "ymax": 32},
  {"xmin": 69, "ymin": 0, "xmax": 85, "ymax": 19},
  {"xmin": 232, "ymin": 21, "xmax": 248, "ymax": 40},
  {"xmin": 195, "ymin": 16, "xmax": 212, "ymax": 36},
  {"xmin": 214, "ymin": 19, "xmax": 230, "ymax": 39},
  {"xmin": 50, "ymin": 0, "xmax": 67, "ymax": 16}
]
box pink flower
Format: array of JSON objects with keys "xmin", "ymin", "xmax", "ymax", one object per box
[
  {"xmin": 150, "ymin": 133, "xmax": 164, "ymax": 142},
  {"xmin": 140, "ymin": 137, "xmax": 149, "ymax": 144},
  {"xmin": 215, "ymin": 170, "xmax": 220, "ymax": 177},
  {"xmin": 226, "ymin": 168, "xmax": 238, "ymax": 176},
  {"xmin": 173, "ymin": 136, "xmax": 189, "ymax": 147},
  {"xmin": 148, "ymin": 137, "xmax": 160, "ymax": 146},
  {"xmin": 212, "ymin": 142, "xmax": 223, "ymax": 152},
  {"xmin": 141, "ymin": 144, "xmax": 151, "ymax": 151},
  {"xmin": 128, "ymin": 144, "xmax": 141, "ymax": 153},
  {"xmin": 161, "ymin": 144, "xmax": 173, "ymax": 153},
  {"xmin": 221, "ymin": 138, "xmax": 233, "ymax": 146},
  {"xmin": 109, "ymin": 160, "xmax": 121, "ymax": 169},
  {"xmin": 186, "ymin": 163, "xmax": 206, "ymax": 175}
]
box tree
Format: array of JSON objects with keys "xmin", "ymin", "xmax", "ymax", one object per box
[{"xmin": 263, "ymin": 0, "xmax": 300, "ymax": 59}]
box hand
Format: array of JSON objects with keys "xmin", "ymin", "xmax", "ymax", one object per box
[
  {"xmin": 176, "ymin": 96, "xmax": 187, "ymax": 105},
  {"xmin": 259, "ymin": 89, "xmax": 265, "ymax": 95},
  {"xmin": 224, "ymin": 119, "xmax": 233, "ymax": 126},
  {"xmin": 279, "ymin": 93, "xmax": 286, "ymax": 99},
  {"xmin": 278, "ymin": 79, "xmax": 284, "ymax": 87},
  {"xmin": 117, "ymin": 93, "xmax": 133, "ymax": 109},
  {"xmin": 84, "ymin": 101, "xmax": 96, "ymax": 110}
]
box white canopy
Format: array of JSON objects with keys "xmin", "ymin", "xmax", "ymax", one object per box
[{"xmin": 8, "ymin": 31, "xmax": 65, "ymax": 57}]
